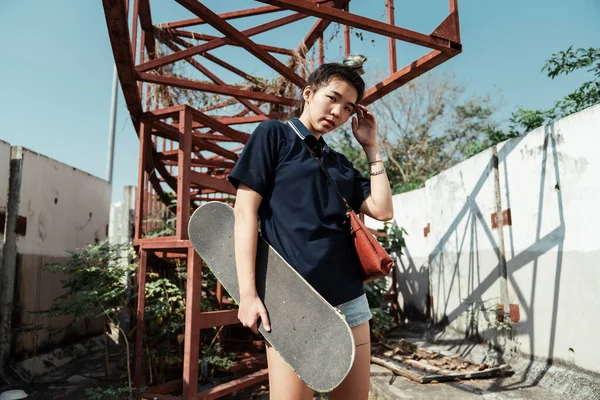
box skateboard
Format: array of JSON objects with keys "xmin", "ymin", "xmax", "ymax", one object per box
[{"xmin": 188, "ymin": 202, "xmax": 355, "ymax": 392}]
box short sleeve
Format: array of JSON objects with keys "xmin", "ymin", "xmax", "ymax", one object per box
[
  {"xmin": 228, "ymin": 121, "xmax": 280, "ymax": 197},
  {"xmin": 350, "ymin": 166, "xmax": 371, "ymax": 212}
]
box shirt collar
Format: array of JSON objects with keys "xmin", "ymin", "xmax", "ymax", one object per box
[{"xmin": 289, "ymin": 118, "xmax": 331, "ymax": 155}]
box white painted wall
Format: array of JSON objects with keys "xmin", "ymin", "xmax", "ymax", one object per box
[
  {"xmin": 16, "ymin": 148, "xmax": 110, "ymax": 256},
  {"xmin": 390, "ymin": 188, "xmax": 430, "ymax": 319},
  {"xmin": 499, "ymin": 105, "xmax": 600, "ymax": 373},
  {"xmin": 386, "ymin": 104, "xmax": 600, "ymax": 374}
]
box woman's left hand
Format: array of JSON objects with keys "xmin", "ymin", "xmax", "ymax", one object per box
[{"xmin": 351, "ymin": 104, "xmax": 378, "ymax": 148}]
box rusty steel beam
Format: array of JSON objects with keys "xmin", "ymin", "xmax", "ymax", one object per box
[
  {"xmin": 362, "ymin": 50, "xmax": 453, "ymax": 105},
  {"xmin": 152, "ymin": 121, "xmax": 240, "ymax": 160},
  {"xmin": 167, "ymin": 29, "xmax": 295, "ymax": 55},
  {"xmin": 175, "ymin": 108, "xmax": 192, "ymax": 239},
  {"xmin": 195, "ymin": 141, "xmax": 239, "ymax": 161},
  {"xmin": 131, "ymin": 0, "xmax": 139, "ymax": 63},
  {"xmin": 198, "ymin": 310, "xmax": 240, "ymax": 329},
  {"xmin": 189, "ymin": 133, "xmax": 236, "ymax": 142},
  {"xmin": 199, "ymin": 98, "xmax": 238, "ymax": 113},
  {"xmin": 168, "ymin": 35, "xmax": 261, "ymax": 84},
  {"xmin": 138, "ymin": 72, "xmax": 295, "ymax": 106},
  {"xmin": 156, "ymin": 153, "xmax": 236, "ymax": 169},
  {"xmin": 387, "ymin": 0, "xmax": 397, "ymax": 73},
  {"xmin": 197, "ymin": 369, "xmax": 269, "ymax": 399},
  {"xmin": 212, "ymin": 114, "xmax": 283, "ymax": 125},
  {"xmin": 300, "ymin": 17, "xmax": 331, "ymax": 56},
  {"xmin": 138, "ymin": 238, "xmax": 191, "ymax": 249},
  {"xmin": 190, "ymin": 171, "xmax": 236, "ymax": 195},
  {"xmin": 158, "ymin": 36, "xmax": 266, "ymax": 116},
  {"xmin": 175, "ymin": 0, "xmax": 306, "ymax": 88},
  {"xmin": 141, "ymin": 104, "xmax": 185, "ymax": 122},
  {"xmin": 136, "ymin": 12, "xmax": 308, "ymax": 73},
  {"xmin": 258, "ymin": 0, "xmax": 458, "ymax": 52},
  {"xmin": 343, "ymin": 2, "xmax": 350, "ymax": 56},
  {"xmin": 161, "ymin": 4, "xmax": 282, "ymax": 29},
  {"xmin": 163, "ymin": 0, "xmax": 332, "ymax": 29},
  {"xmin": 135, "ymin": 122, "xmax": 151, "ymax": 240},
  {"xmin": 183, "ymin": 248, "xmax": 202, "ymax": 399},
  {"xmin": 189, "ymin": 108, "xmax": 251, "ymax": 143},
  {"xmin": 102, "ymin": 0, "xmax": 142, "ymax": 121},
  {"xmin": 138, "ymin": 0, "xmax": 157, "ymax": 57}
]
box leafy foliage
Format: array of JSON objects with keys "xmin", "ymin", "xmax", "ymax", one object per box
[
  {"xmin": 42, "ymin": 241, "xmax": 137, "ymax": 326},
  {"xmin": 366, "ymin": 222, "xmax": 408, "ymax": 339},
  {"xmin": 85, "ymin": 386, "xmax": 133, "ymax": 400},
  {"xmin": 543, "ymin": 46, "xmax": 600, "ymax": 118},
  {"xmin": 42, "ymin": 239, "xmax": 236, "ymax": 386}
]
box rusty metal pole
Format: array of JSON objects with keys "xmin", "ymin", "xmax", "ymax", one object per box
[
  {"xmin": 386, "ymin": 0, "xmax": 397, "ymax": 73},
  {"xmin": 106, "ymin": 0, "xmax": 130, "ymax": 196},
  {"xmin": 343, "ymin": 3, "xmax": 350, "ymax": 57},
  {"xmin": 319, "ymin": 33, "xmax": 324, "ymax": 65}
]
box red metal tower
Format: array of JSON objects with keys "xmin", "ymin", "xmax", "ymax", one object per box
[{"xmin": 102, "ymin": 1, "xmax": 461, "ymax": 398}]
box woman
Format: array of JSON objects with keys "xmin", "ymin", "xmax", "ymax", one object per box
[{"xmin": 228, "ymin": 55, "xmax": 393, "ymax": 400}]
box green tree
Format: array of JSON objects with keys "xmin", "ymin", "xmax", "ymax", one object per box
[
  {"xmin": 465, "ymin": 46, "xmax": 600, "ymax": 158},
  {"xmin": 510, "ymin": 46, "xmax": 600, "ymax": 134}
]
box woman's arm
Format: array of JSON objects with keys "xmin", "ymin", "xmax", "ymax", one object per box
[
  {"xmin": 233, "ymin": 184, "xmax": 271, "ymax": 333},
  {"xmin": 359, "ymin": 145, "xmax": 394, "ymax": 221},
  {"xmin": 351, "ymin": 104, "xmax": 394, "ymax": 221}
]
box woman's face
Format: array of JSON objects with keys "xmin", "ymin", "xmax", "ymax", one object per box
[{"xmin": 301, "ymin": 78, "xmax": 358, "ymax": 136}]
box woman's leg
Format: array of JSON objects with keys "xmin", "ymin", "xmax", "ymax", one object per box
[
  {"xmin": 328, "ymin": 321, "xmax": 371, "ymax": 400},
  {"xmin": 266, "ymin": 342, "xmax": 314, "ymax": 400}
]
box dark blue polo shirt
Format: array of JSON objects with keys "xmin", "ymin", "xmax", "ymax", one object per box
[{"xmin": 228, "ymin": 118, "xmax": 371, "ymax": 306}]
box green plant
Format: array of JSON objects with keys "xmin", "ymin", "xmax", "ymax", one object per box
[
  {"xmin": 462, "ymin": 299, "xmax": 512, "ymax": 339},
  {"xmin": 42, "ymin": 241, "xmax": 137, "ymax": 327},
  {"xmin": 543, "ymin": 46, "xmax": 600, "ymax": 118},
  {"xmin": 465, "ymin": 45, "xmax": 600, "ymax": 157},
  {"xmin": 377, "ymin": 222, "xmax": 407, "ymax": 256},
  {"xmin": 365, "ymin": 222, "xmax": 408, "ymax": 339},
  {"xmin": 85, "ymin": 386, "xmax": 133, "ymax": 400},
  {"xmin": 42, "ymin": 240, "xmax": 237, "ymax": 387}
]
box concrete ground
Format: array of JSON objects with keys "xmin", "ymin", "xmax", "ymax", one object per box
[{"xmin": 2, "ymin": 324, "xmax": 599, "ymax": 399}]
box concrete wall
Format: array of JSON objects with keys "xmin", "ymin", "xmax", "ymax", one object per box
[
  {"xmin": 8, "ymin": 148, "xmax": 110, "ymax": 356},
  {"xmin": 387, "ymin": 104, "xmax": 600, "ymax": 374},
  {"xmin": 390, "ymin": 188, "xmax": 430, "ymax": 320}
]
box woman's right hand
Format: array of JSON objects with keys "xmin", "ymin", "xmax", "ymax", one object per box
[{"xmin": 238, "ymin": 295, "xmax": 271, "ymax": 334}]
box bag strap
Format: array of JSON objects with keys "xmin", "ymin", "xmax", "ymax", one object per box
[{"xmin": 286, "ymin": 120, "xmax": 352, "ymax": 211}]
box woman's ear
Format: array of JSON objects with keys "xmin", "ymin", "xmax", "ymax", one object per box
[{"xmin": 302, "ymin": 85, "xmax": 313, "ymax": 102}]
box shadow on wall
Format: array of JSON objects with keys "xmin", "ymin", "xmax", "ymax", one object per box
[
  {"xmin": 397, "ymin": 121, "xmax": 567, "ymax": 390},
  {"xmin": 396, "ymin": 246, "xmax": 430, "ymax": 322}
]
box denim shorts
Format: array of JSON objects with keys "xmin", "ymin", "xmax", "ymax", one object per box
[{"xmin": 334, "ymin": 293, "xmax": 372, "ymax": 328}]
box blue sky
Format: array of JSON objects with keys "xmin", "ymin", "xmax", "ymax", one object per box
[{"xmin": 0, "ymin": 1, "xmax": 598, "ymax": 202}]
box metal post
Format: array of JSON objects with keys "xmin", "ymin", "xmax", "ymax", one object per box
[
  {"xmin": 492, "ymin": 146, "xmax": 510, "ymax": 317},
  {"xmin": 106, "ymin": 66, "xmax": 119, "ymax": 191},
  {"xmin": 387, "ymin": 0, "xmax": 397, "ymax": 73}
]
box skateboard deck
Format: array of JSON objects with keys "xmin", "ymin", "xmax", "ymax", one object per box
[{"xmin": 188, "ymin": 202, "xmax": 355, "ymax": 392}]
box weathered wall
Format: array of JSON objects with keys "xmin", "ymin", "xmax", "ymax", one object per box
[
  {"xmin": 10, "ymin": 148, "xmax": 110, "ymax": 356},
  {"xmin": 387, "ymin": 104, "xmax": 600, "ymax": 374},
  {"xmin": 390, "ymin": 188, "xmax": 430, "ymax": 320},
  {"xmin": 499, "ymin": 105, "xmax": 600, "ymax": 373}
]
